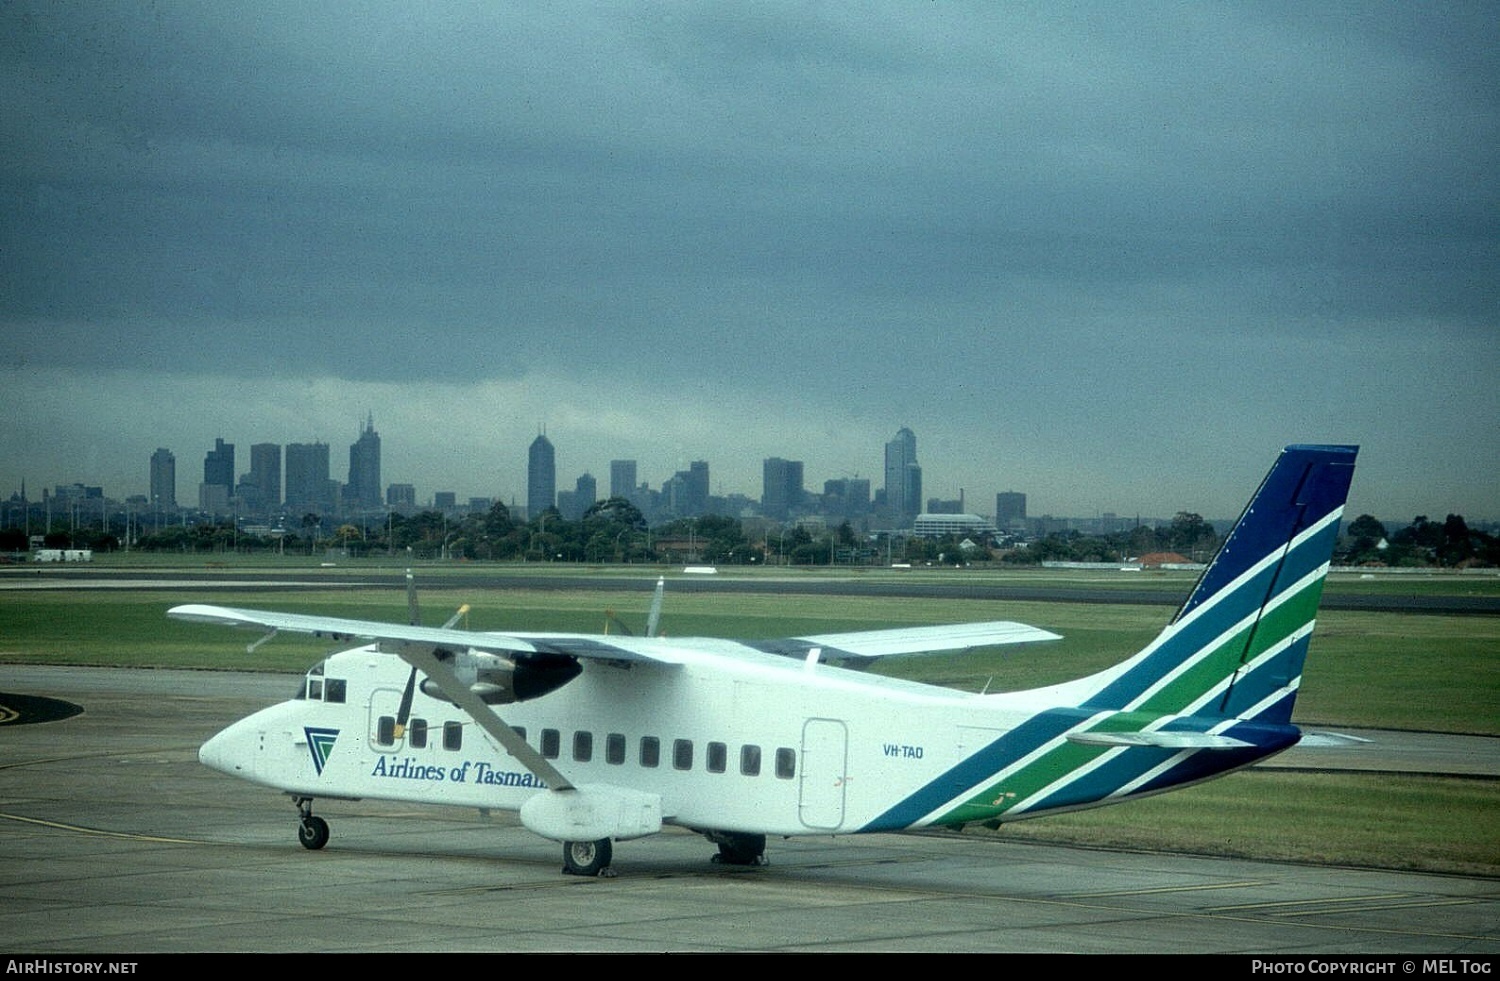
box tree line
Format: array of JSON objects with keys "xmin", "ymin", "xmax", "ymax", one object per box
[{"xmin": 4, "ymin": 503, "xmax": 1496, "ymax": 569}]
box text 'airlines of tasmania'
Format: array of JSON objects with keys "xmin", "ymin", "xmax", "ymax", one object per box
[{"xmin": 173, "ymin": 444, "xmax": 1358, "ymax": 875}]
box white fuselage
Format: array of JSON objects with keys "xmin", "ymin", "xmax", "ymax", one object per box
[{"xmin": 201, "ymin": 639, "xmax": 1037, "ymax": 838}]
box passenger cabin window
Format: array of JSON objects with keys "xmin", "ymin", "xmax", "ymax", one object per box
[
  {"xmin": 573, "ymin": 730, "xmax": 593, "ymax": 762},
  {"xmin": 740, "ymin": 745, "xmax": 762, "ymax": 777},
  {"xmin": 409, "ymin": 718, "xmax": 428, "ymax": 749},
  {"xmin": 375, "ymin": 715, "xmax": 395, "ymax": 746},
  {"xmin": 443, "ymin": 721, "xmax": 462, "ymax": 751},
  {"xmin": 707, "ymin": 741, "xmax": 727, "ymax": 774},
  {"xmin": 606, "ymin": 733, "xmax": 626, "ymax": 765},
  {"xmin": 640, "ymin": 736, "xmax": 660, "ymax": 768},
  {"xmin": 541, "ymin": 728, "xmax": 560, "ymax": 759},
  {"xmin": 673, "ymin": 739, "xmax": 693, "ymax": 771},
  {"xmin": 776, "ymin": 748, "xmax": 796, "ymax": 779}
]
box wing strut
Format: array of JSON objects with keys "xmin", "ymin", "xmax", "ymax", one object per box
[{"xmin": 394, "ymin": 644, "xmax": 575, "ymax": 792}]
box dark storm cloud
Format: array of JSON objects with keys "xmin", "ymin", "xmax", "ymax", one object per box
[{"xmin": 1, "ymin": 2, "xmax": 1496, "ymax": 517}]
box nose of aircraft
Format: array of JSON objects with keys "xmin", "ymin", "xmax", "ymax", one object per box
[{"xmin": 199, "ymin": 721, "xmax": 251, "ymax": 776}]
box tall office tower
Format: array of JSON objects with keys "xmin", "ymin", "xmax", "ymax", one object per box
[
  {"xmin": 685, "ymin": 460, "xmax": 709, "ymax": 516},
  {"xmin": 249, "ymin": 443, "xmax": 282, "ymax": 509},
  {"xmin": 528, "ymin": 433, "xmax": 556, "ymax": 518},
  {"xmin": 995, "ymin": 491, "xmax": 1027, "ymax": 529},
  {"xmin": 285, "ymin": 442, "xmax": 334, "ymax": 514},
  {"xmin": 610, "ymin": 460, "xmax": 637, "ymax": 501},
  {"xmin": 150, "ymin": 448, "xmax": 176, "ymax": 510},
  {"xmin": 884, "ymin": 427, "xmax": 921, "ymax": 526},
  {"xmin": 347, "ymin": 413, "xmax": 381, "ymax": 510},
  {"xmin": 761, "ymin": 457, "xmax": 804, "ymax": 520},
  {"xmin": 200, "ymin": 438, "xmax": 234, "ymax": 511},
  {"xmin": 203, "ymin": 438, "xmax": 234, "ymax": 494}
]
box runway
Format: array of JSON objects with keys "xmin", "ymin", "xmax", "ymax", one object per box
[{"xmin": 1, "ymin": 666, "xmax": 1497, "ymax": 954}]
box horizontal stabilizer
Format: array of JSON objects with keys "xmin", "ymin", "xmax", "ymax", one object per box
[{"xmin": 1066, "ymin": 730, "xmax": 1253, "ymax": 750}]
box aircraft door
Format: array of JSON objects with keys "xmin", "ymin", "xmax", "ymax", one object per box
[
  {"xmin": 367, "ymin": 687, "xmax": 408, "ymax": 752},
  {"xmin": 798, "ymin": 718, "xmax": 849, "ymax": 830}
]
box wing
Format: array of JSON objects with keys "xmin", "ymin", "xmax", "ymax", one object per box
[
  {"xmin": 167, "ymin": 604, "xmax": 678, "ymax": 666},
  {"xmin": 752, "ymin": 620, "xmax": 1061, "ymax": 667}
]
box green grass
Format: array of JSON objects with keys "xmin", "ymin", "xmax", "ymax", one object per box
[{"xmin": 990, "ymin": 770, "xmax": 1500, "ymax": 878}]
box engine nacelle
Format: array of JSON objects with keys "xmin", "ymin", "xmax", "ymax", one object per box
[{"xmin": 420, "ymin": 647, "xmax": 580, "ymax": 705}]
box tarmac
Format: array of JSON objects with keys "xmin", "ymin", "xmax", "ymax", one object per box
[{"xmin": 1, "ymin": 664, "xmax": 1497, "ymax": 954}]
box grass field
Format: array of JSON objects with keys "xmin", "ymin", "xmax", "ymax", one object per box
[{"xmin": 2, "ymin": 562, "xmax": 1496, "ymax": 876}]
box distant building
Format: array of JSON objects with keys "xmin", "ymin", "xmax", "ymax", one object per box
[
  {"xmin": 285, "ymin": 442, "xmax": 335, "ymax": 514},
  {"xmin": 346, "ymin": 413, "xmax": 381, "ymax": 511},
  {"xmin": 433, "ymin": 491, "xmax": 457, "ymax": 510},
  {"xmin": 995, "ymin": 491, "xmax": 1027, "ymax": 529},
  {"xmin": 913, "ymin": 513, "xmax": 996, "ymax": 539},
  {"xmin": 610, "ymin": 460, "xmax": 637, "ymax": 501},
  {"xmin": 149, "ymin": 448, "xmax": 176, "ymax": 510},
  {"xmin": 823, "ymin": 477, "xmax": 871, "ymax": 521},
  {"xmin": 387, "ymin": 483, "xmax": 416, "ymax": 511},
  {"xmin": 200, "ymin": 438, "xmax": 234, "ymax": 510},
  {"xmin": 762, "ymin": 457, "xmax": 804, "ymax": 520},
  {"xmin": 884, "ymin": 427, "xmax": 921, "ymax": 526},
  {"xmin": 558, "ymin": 473, "xmax": 597, "ymax": 520},
  {"xmin": 249, "ymin": 443, "xmax": 281, "ymax": 510},
  {"xmin": 528, "ymin": 433, "xmax": 556, "ymax": 517}
]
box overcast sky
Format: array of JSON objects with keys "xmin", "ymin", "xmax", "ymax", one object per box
[{"xmin": 3, "ymin": 2, "xmax": 1496, "ymax": 522}]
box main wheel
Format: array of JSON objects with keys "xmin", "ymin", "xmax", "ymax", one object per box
[
  {"xmin": 711, "ymin": 833, "xmax": 766, "ymax": 866},
  {"xmin": 298, "ymin": 815, "xmax": 330, "ymax": 850},
  {"xmin": 562, "ymin": 838, "xmax": 612, "ymax": 876}
]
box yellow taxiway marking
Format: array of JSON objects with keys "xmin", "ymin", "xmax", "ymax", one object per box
[{"xmin": 0, "ymin": 810, "xmax": 199, "ymax": 845}]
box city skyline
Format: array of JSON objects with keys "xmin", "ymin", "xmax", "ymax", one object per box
[
  {"xmin": 4, "ymin": 420, "xmax": 1487, "ymax": 529},
  {"xmin": 3, "ymin": 6, "xmax": 1495, "ymax": 523}
]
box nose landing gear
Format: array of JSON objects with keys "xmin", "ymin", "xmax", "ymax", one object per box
[{"xmin": 294, "ymin": 797, "xmax": 330, "ymax": 850}]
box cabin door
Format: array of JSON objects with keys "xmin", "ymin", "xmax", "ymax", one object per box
[{"xmin": 799, "ymin": 718, "xmax": 849, "ymax": 830}]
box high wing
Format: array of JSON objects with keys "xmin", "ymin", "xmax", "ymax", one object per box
[
  {"xmin": 168, "ymin": 605, "xmax": 1058, "ymax": 665},
  {"xmin": 753, "ymin": 620, "xmax": 1061, "ymax": 666},
  {"xmin": 167, "ymin": 604, "xmax": 678, "ymax": 666}
]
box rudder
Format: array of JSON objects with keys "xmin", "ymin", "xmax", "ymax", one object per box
[{"xmin": 1083, "ymin": 445, "xmax": 1358, "ymax": 724}]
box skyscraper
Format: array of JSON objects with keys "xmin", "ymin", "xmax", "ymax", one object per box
[
  {"xmin": 884, "ymin": 427, "xmax": 921, "ymax": 526},
  {"xmin": 347, "ymin": 413, "xmax": 381, "ymax": 511},
  {"xmin": 203, "ymin": 438, "xmax": 234, "ymax": 493},
  {"xmin": 249, "ymin": 443, "xmax": 281, "ymax": 509},
  {"xmin": 200, "ymin": 438, "xmax": 234, "ymax": 512},
  {"xmin": 528, "ymin": 433, "xmax": 556, "ymax": 519},
  {"xmin": 149, "ymin": 448, "xmax": 176, "ymax": 510},
  {"xmin": 286, "ymin": 442, "xmax": 334, "ymax": 514},
  {"xmin": 762, "ymin": 457, "xmax": 804, "ymax": 520},
  {"xmin": 610, "ymin": 460, "xmax": 637, "ymax": 501}
]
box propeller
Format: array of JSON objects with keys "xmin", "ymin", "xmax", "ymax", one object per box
[{"xmin": 394, "ymin": 570, "xmax": 472, "ymax": 738}]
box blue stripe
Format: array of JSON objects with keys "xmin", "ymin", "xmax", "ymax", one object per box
[
  {"xmin": 1084, "ymin": 514, "xmax": 1340, "ymax": 714},
  {"xmin": 858, "ymin": 709, "xmax": 1088, "ymax": 832}
]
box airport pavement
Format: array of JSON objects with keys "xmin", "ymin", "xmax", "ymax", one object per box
[{"xmin": 1, "ymin": 666, "xmax": 1497, "ymax": 954}]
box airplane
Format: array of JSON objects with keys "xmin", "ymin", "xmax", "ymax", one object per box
[{"xmin": 172, "ymin": 444, "xmax": 1357, "ymax": 876}]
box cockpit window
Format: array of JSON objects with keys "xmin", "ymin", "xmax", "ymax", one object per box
[
  {"xmin": 324, "ymin": 679, "xmax": 346, "ymax": 703},
  {"xmin": 299, "ymin": 661, "xmax": 327, "ymax": 700}
]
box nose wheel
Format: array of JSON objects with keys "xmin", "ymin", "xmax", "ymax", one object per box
[{"xmin": 294, "ymin": 797, "xmax": 330, "ymax": 850}]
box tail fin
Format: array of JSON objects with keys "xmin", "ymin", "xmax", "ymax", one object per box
[{"xmin": 1082, "ymin": 444, "xmax": 1357, "ymax": 724}]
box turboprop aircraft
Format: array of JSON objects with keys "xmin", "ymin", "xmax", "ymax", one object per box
[{"xmin": 174, "ymin": 444, "xmax": 1357, "ymax": 876}]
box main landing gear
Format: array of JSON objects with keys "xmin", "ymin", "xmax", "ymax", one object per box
[
  {"xmin": 706, "ymin": 831, "xmax": 767, "ymax": 867},
  {"xmin": 294, "ymin": 797, "xmax": 329, "ymax": 851},
  {"xmin": 561, "ymin": 838, "xmax": 613, "ymax": 877}
]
